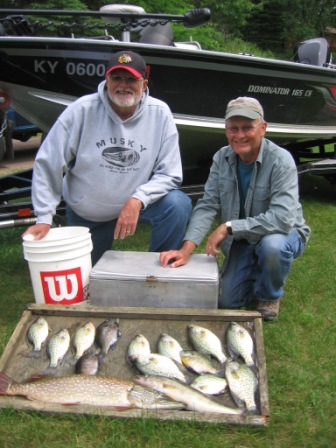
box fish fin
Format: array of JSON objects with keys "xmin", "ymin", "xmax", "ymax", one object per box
[
  {"xmin": 245, "ymin": 414, "xmax": 269, "ymax": 426},
  {"xmin": 26, "ymin": 374, "xmax": 47, "ymax": 382},
  {"xmin": 62, "ymin": 402, "xmax": 81, "ymax": 406},
  {"xmin": 0, "ymin": 372, "xmax": 15, "ymax": 394},
  {"xmin": 111, "ymin": 406, "xmax": 134, "ymax": 412}
]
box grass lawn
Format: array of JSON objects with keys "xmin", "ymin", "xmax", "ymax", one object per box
[{"xmin": 0, "ymin": 174, "xmax": 335, "ymax": 447}]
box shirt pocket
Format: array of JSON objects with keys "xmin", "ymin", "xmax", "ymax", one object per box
[{"xmin": 250, "ymin": 185, "xmax": 270, "ymax": 215}]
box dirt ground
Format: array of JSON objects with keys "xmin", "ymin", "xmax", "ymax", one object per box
[{"xmin": 0, "ymin": 136, "xmax": 40, "ymax": 176}]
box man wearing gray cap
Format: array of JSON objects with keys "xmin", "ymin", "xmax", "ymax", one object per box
[{"xmin": 160, "ymin": 97, "xmax": 311, "ymax": 321}]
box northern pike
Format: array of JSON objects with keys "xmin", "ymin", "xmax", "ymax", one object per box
[{"xmin": 0, "ymin": 372, "xmax": 184, "ymax": 410}]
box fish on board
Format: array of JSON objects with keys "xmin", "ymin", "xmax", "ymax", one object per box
[
  {"xmin": 135, "ymin": 353, "xmax": 187, "ymax": 383},
  {"xmin": 188, "ymin": 325, "xmax": 227, "ymax": 364},
  {"xmin": 128, "ymin": 385, "xmax": 185, "ymax": 410},
  {"xmin": 190, "ymin": 374, "xmax": 228, "ymax": 396},
  {"xmin": 0, "ymin": 372, "xmax": 184, "ymax": 410},
  {"xmin": 157, "ymin": 333, "xmax": 184, "ymax": 364},
  {"xmin": 27, "ymin": 317, "xmax": 49, "ymax": 355},
  {"xmin": 73, "ymin": 322, "xmax": 96, "ymax": 359},
  {"xmin": 48, "ymin": 328, "xmax": 70, "ymax": 368},
  {"xmin": 95, "ymin": 319, "xmax": 121, "ymax": 359},
  {"xmin": 126, "ymin": 334, "xmax": 151, "ymax": 365},
  {"xmin": 134, "ymin": 375, "xmax": 242, "ymax": 415},
  {"xmin": 225, "ymin": 359, "xmax": 258, "ymax": 413},
  {"xmin": 75, "ymin": 353, "xmax": 100, "ymax": 376},
  {"xmin": 226, "ymin": 322, "xmax": 255, "ymax": 367},
  {"xmin": 180, "ymin": 350, "xmax": 220, "ymax": 375}
]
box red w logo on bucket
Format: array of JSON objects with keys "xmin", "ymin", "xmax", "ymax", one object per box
[{"xmin": 40, "ymin": 267, "xmax": 84, "ymax": 305}]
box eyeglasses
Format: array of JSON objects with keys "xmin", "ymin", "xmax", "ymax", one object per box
[
  {"xmin": 109, "ymin": 75, "xmax": 143, "ymax": 85},
  {"xmin": 226, "ymin": 122, "xmax": 263, "ymax": 135}
]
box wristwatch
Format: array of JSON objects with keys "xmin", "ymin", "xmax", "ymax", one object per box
[{"xmin": 225, "ymin": 221, "xmax": 232, "ymax": 235}]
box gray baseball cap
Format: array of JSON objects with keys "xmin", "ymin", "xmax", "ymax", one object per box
[{"xmin": 225, "ymin": 97, "xmax": 264, "ymax": 120}]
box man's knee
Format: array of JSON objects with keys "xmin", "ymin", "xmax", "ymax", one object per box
[{"xmin": 164, "ymin": 190, "xmax": 192, "ymax": 218}]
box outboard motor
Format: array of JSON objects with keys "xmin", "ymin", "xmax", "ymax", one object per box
[
  {"xmin": 139, "ymin": 22, "xmax": 174, "ymax": 46},
  {"xmin": 293, "ymin": 37, "xmax": 332, "ymax": 67}
]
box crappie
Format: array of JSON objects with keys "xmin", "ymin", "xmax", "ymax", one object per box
[
  {"xmin": 27, "ymin": 317, "xmax": 49, "ymax": 353},
  {"xmin": 134, "ymin": 375, "xmax": 242, "ymax": 415},
  {"xmin": 135, "ymin": 353, "xmax": 187, "ymax": 382},
  {"xmin": 226, "ymin": 322, "xmax": 255, "ymax": 367},
  {"xmin": 127, "ymin": 334, "xmax": 151, "ymax": 365},
  {"xmin": 188, "ymin": 325, "xmax": 227, "ymax": 364},
  {"xmin": 225, "ymin": 359, "xmax": 258, "ymax": 413},
  {"xmin": 48, "ymin": 329, "xmax": 70, "ymax": 368},
  {"xmin": 96, "ymin": 319, "xmax": 121, "ymax": 359},
  {"xmin": 73, "ymin": 322, "xmax": 96, "ymax": 359},
  {"xmin": 75, "ymin": 353, "xmax": 100, "ymax": 375},
  {"xmin": 190, "ymin": 374, "xmax": 228, "ymax": 395},
  {"xmin": 180, "ymin": 350, "xmax": 220, "ymax": 375},
  {"xmin": 157, "ymin": 333, "xmax": 184, "ymax": 364}
]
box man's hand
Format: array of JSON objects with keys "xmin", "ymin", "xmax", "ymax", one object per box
[
  {"xmin": 114, "ymin": 198, "xmax": 143, "ymax": 240},
  {"xmin": 205, "ymin": 223, "xmax": 230, "ymax": 256},
  {"xmin": 160, "ymin": 241, "xmax": 196, "ymax": 268},
  {"xmin": 22, "ymin": 223, "xmax": 51, "ymax": 241}
]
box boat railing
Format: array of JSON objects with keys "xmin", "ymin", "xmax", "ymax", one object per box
[{"xmin": 0, "ymin": 6, "xmax": 211, "ymax": 43}]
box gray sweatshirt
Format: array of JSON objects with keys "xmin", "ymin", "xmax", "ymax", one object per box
[{"xmin": 32, "ymin": 81, "xmax": 182, "ymax": 224}]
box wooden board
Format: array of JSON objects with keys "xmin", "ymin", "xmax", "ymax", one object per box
[{"xmin": 0, "ymin": 303, "xmax": 269, "ymax": 426}]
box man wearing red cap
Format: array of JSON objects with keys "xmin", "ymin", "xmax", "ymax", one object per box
[
  {"xmin": 160, "ymin": 97, "xmax": 311, "ymax": 321},
  {"xmin": 23, "ymin": 51, "xmax": 192, "ymax": 265}
]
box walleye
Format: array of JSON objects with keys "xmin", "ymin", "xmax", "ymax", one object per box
[
  {"xmin": 128, "ymin": 385, "xmax": 185, "ymax": 410},
  {"xmin": 135, "ymin": 353, "xmax": 187, "ymax": 383},
  {"xmin": 180, "ymin": 350, "xmax": 220, "ymax": 375},
  {"xmin": 73, "ymin": 322, "xmax": 96, "ymax": 359},
  {"xmin": 190, "ymin": 374, "xmax": 228, "ymax": 396},
  {"xmin": 75, "ymin": 353, "xmax": 100, "ymax": 376},
  {"xmin": 225, "ymin": 359, "xmax": 258, "ymax": 413},
  {"xmin": 27, "ymin": 317, "xmax": 49, "ymax": 354},
  {"xmin": 157, "ymin": 333, "xmax": 184, "ymax": 364},
  {"xmin": 134, "ymin": 375, "xmax": 242, "ymax": 415},
  {"xmin": 188, "ymin": 325, "xmax": 227, "ymax": 364},
  {"xmin": 96, "ymin": 319, "xmax": 121, "ymax": 359},
  {"xmin": 48, "ymin": 329, "xmax": 70, "ymax": 368},
  {"xmin": 226, "ymin": 322, "xmax": 255, "ymax": 367},
  {"xmin": 126, "ymin": 334, "xmax": 151, "ymax": 365},
  {"xmin": 0, "ymin": 372, "xmax": 184, "ymax": 410}
]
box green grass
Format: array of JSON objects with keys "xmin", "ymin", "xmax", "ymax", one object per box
[{"xmin": 0, "ymin": 174, "xmax": 336, "ymax": 447}]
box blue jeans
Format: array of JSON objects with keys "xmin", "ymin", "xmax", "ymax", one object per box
[
  {"xmin": 219, "ymin": 230, "xmax": 305, "ymax": 309},
  {"xmin": 66, "ymin": 189, "xmax": 192, "ymax": 266}
]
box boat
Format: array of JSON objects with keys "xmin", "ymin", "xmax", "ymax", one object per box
[{"xmin": 0, "ymin": 4, "xmax": 336, "ymax": 189}]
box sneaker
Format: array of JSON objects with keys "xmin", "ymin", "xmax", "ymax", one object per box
[{"xmin": 256, "ymin": 300, "xmax": 280, "ymax": 321}]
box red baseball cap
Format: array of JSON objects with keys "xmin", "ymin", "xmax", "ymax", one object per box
[{"xmin": 106, "ymin": 51, "xmax": 148, "ymax": 79}]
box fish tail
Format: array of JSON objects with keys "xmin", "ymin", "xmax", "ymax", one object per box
[
  {"xmin": 245, "ymin": 414, "xmax": 269, "ymax": 426},
  {"xmin": 0, "ymin": 372, "xmax": 15, "ymax": 395}
]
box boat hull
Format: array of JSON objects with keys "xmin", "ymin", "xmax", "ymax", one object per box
[{"xmin": 1, "ymin": 37, "xmax": 336, "ymax": 183}]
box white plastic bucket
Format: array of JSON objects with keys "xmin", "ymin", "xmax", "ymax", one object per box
[{"xmin": 23, "ymin": 227, "xmax": 92, "ymax": 305}]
